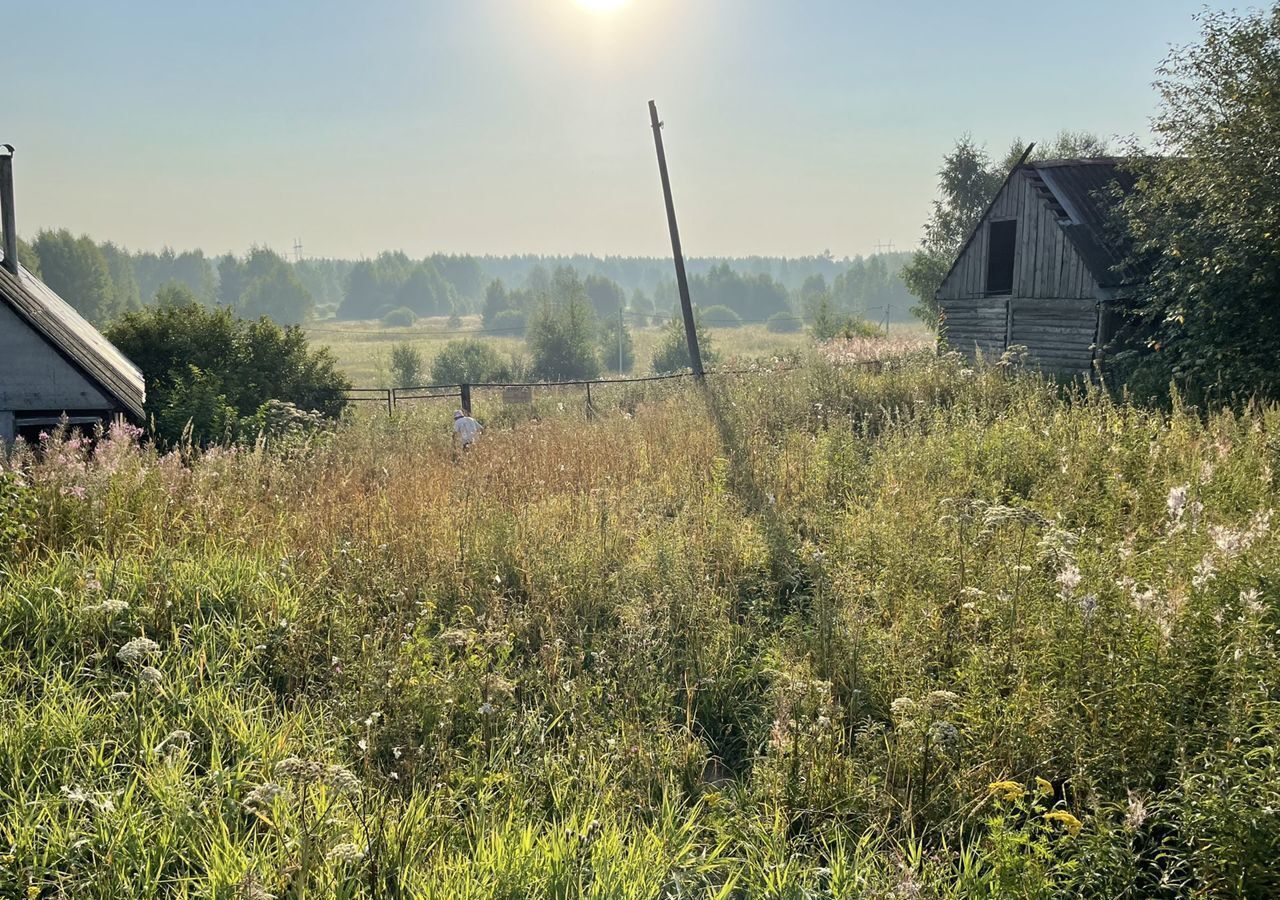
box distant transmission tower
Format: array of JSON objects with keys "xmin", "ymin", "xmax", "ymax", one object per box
[
  {"xmin": 873, "ymin": 240, "xmax": 896, "ymax": 254},
  {"xmin": 292, "ymin": 238, "xmax": 304, "ymax": 262}
]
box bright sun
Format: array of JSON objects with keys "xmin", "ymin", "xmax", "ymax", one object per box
[{"xmin": 574, "ymin": 0, "xmax": 630, "ymax": 13}]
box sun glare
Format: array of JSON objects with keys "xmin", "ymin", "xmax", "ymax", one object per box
[{"xmin": 574, "ymin": 0, "xmax": 630, "ymax": 14}]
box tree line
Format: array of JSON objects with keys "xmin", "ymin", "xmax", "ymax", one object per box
[{"xmin": 11, "ymin": 227, "xmax": 915, "ymax": 331}]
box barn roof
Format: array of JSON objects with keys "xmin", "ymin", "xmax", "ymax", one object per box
[
  {"xmin": 1028, "ymin": 159, "xmax": 1137, "ymax": 289},
  {"xmin": 0, "ymin": 262, "xmax": 145, "ymax": 420}
]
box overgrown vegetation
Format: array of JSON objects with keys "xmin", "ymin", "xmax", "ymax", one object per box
[
  {"xmin": 7, "ymin": 354, "xmax": 1280, "ymax": 895},
  {"xmin": 105, "ymin": 294, "xmax": 350, "ymax": 446}
]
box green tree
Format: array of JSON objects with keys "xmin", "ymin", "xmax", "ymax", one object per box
[
  {"xmin": 584, "ymin": 274, "xmax": 626, "ymax": 318},
  {"xmin": 650, "ymin": 310, "xmax": 716, "ymax": 374},
  {"xmin": 389, "ymin": 344, "xmax": 425, "ymax": 388},
  {"xmin": 430, "ymin": 339, "xmax": 515, "ymax": 384},
  {"xmin": 394, "ymin": 263, "xmax": 453, "ymax": 317},
  {"xmin": 1112, "ymin": 5, "xmax": 1280, "ymax": 404},
  {"xmin": 106, "ymin": 299, "xmax": 349, "ymax": 445},
  {"xmin": 16, "ymin": 237, "xmax": 40, "ymax": 276},
  {"xmin": 900, "ymin": 138, "xmax": 1004, "ymax": 324},
  {"xmin": 32, "ymin": 229, "xmax": 118, "ymax": 324},
  {"xmin": 527, "ymin": 267, "xmax": 601, "ymax": 381},
  {"xmin": 599, "ymin": 312, "xmax": 635, "ymax": 373},
  {"xmin": 99, "ymin": 242, "xmax": 142, "ymax": 312}
]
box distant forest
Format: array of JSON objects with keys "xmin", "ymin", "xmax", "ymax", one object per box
[{"xmin": 14, "ymin": 231, "xmax": 916, "ymax": 329}]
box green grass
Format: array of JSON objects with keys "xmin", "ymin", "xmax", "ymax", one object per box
[
  {"xmin": 303, "ymin": 316, "xmax": 867, "ymax": 385},
  {"xmin": 3, "ymin": 352, "xmax": 1280, "ymax": 897}
]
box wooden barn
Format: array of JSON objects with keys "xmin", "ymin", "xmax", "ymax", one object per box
[
  {"xmin": 936, "ymin": 156, "xmax": 1137, "ymax": 375},
  {"xmin": 0, "ymin": 145, "xmax": 144, "ymax": 444}
]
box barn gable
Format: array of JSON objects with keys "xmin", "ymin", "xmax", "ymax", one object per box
[{"xmin": 936, "ymin": 158, "xmax": 1135, "ymax": 375}]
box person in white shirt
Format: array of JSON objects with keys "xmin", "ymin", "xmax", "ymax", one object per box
[{"xmin": 452, "ymin": 409, "xmax": 483, "ymax": 451}]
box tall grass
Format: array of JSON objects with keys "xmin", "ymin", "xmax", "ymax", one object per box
[{"xmin": 2, "ymin": 352, "xmax": 1279, "ymax": 897}]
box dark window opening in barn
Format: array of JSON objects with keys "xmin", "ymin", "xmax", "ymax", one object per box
[{"xmin": 986, "ymin": 220, "xmax": 1017, "ymax": 295}]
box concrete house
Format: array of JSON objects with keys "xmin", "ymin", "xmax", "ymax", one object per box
[
  {"xmin": 936, "ymin": 156, "xmax": 1137, "ymax": 375},
  {"xmin": 0, "ymin": 145, "xmax": 145, "ymax": 443}
]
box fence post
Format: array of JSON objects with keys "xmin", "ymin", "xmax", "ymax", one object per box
[
  {"xmin": 586, "ymin": 382, "xmax": 594, "ymax": 420},
  {"xmin": 460, "ymin": 383, "xmax": 472, "ymax": 416},
  {"xmin": 386, "ymin": 389, "xmax": 394, "ymax": 417}
]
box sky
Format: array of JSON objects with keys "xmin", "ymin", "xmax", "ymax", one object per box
[{"xmin": 5, "ymin": 0, "xmax": 1240, "ymax": 259}]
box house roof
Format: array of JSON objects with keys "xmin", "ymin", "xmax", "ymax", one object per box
[
  {"xmin": 0, "ymin": 262, "xmax": 145, "ymax": 419},
  {"xmin": 1028, "ymin": 159, "xmax": 1137, "ymax": 289}
]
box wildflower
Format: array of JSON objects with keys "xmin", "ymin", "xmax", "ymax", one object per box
[
  {"xmin": 59, "ymin": 485, "xmax": 87, "ymax": 500},
  {"xmin": 83, "ymin": 598, "xmax": 129, "ymax": 617},
  {"xmin": 1057, "ymin": 562, "xmax": 1082, "ymax": 597},
  {"xmin": 109, "ymin": 691, "xmax": 130, "ymax": 703},
  {"xmin": 889, "ymin": 697, "xmax": 918, "ymax": 724},
  {"xmin": 154, "ymin": 730, "xmax": 193, "ymax": 756},
  {"xmin": 1043, "ymin": 809, "xmax": 1083, "ymax": 836},
  {"xmin": 1078, "ymin": 594, "xmax": 1098, "ymax": 622},
  {"xmin": 1241, "ymin": 588, "xmax": 1265, "ymax": 618},
  {"xmin": 988, "ymin": 780, "xmax": 1026, "ymax": 803},
  {"xmin": 327, "ymin": 842, "xmax": 365, "ymax": 865},
  {"xmin": 243, "ymin": 782, "xmax": 283, "ymax": 809},
  {"xmin": 1167, "ymin": 484, "xmax": 1190, "ymax": 522},
  {"xmin": 927, "ymin": 720, "xmax": 959, "ymax": 749},
  {"xmin": 1192, "ymin": 555, "xmax": 1217, "ymax": 590},
  {"xmin": 137, "ymin": 666, "xmax": 164, "ymax": 687},
  {"xmin": 1126, "ymin": 791, "xmax": 1148, "ymax": 829},
  {"xmin": 117, "ymin": 636, "xmax": 161, "ymax": 666},
  {"xmin": 925, "ymin": 690, "xmax": 959, "ymax": 712},
  {"xmin": 84, "ymin": 578, "xmax": 103, "ymax": 592},
  {"xmin": 323, "ymin": 765, "xmax": 360, "ymax": 796},
  {"xmin": 1035, "ymin": 777, "xmax": 1054, "ymax": 798},
  {"xmin": 274, "ymin": 757, "xmax": 315, "ymax": 782},
  {"xmin": 478, "ymin": 702, "xmax": 496, "ymax": 716}
]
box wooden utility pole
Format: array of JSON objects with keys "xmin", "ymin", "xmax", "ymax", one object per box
[{"xmin": 648, "ymin": 100, "xmax": 704, "ymax": 379}]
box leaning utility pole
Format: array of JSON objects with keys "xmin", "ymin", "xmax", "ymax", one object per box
[{"xmin": 648, "ymin": 100, "xmax": 704, "ymax": 379}]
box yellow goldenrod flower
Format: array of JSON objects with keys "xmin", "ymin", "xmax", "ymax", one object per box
[
  {"xmin": 1044, "ymin": 810, "xmax": 1083, "ymax": 836},
  {"xmin": 1035, "ymin": 777, "xmax": 1054, "ymax": 798},
  {"xmin": 988, "ymin": 780, "xmax": 1026, "ymax": 803}
]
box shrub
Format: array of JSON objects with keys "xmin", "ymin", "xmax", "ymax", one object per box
[
  {"xmin": 105, "ymin": 299, "xmax": 350, "ymax": 446},
  {"xmin": 382, "ymin": 307, "xmax": 418, "ymax": 328},
  {"xmin": 699, "ymin": 305, "xmax": 743, "ymax": 328},
  {"xmin": 390, "ymin": 344, "xmax": 425, "ymax": 388},
  {"xmin": 650, "ymin": 311, "xmax": 717, "ymax": 374},
  {"xmin": 766, "ymin": 311, "xmax": 804, "ymax": 333},
  {"xmin": 430, "ymin": 339, "xmax": 514, "ymax": 385},
  {"xmin": 490, "ymin": 308, "xmax": 528, "ymax": 336}
]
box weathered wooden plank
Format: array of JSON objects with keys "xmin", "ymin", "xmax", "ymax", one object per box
[{"xmin": 1011, "ymin": 297, "xmax": 1095, "ymax": 312}]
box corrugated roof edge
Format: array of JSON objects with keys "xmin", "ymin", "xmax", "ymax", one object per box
[{"xmin": 0, "ymin": 262, "xmax": 146, "ymax": 420}]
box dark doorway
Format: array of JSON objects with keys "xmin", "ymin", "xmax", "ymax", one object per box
[{"xmin": 986, "ymin": 220, "xmax": 1017, "ymax": 295}]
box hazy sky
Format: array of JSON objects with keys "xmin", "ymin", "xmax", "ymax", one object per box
[{"xmin": 7, "ymin": 0, "xmax": 1236, "ymax": 259}]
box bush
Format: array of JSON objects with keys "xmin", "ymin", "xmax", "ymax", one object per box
[
  {"xmin": 382, "ymin": 307, "xmax": 418, "ymax": 328},
  {"xmin": 650, "ymin": 311, "xmax": 717, "ymax": 374},
  {"xmin": 490, "ymin": 308, "xmax": 528, "ymax": 336},
  {"xmin": 811, "ymin": 295, "xmax": 881, "ymax": 341},
  {"xmin": 430, "ymin": 339, "xmax": 514, "ymax": 385},
  {"xmin": 699, "ymin": 305, "xmax": 743, "ymax": 328},
  {"xmin": 105, "ymin": 298, "xmax": 350, "ymax": 446},
  {"xmin": 766, "ymin": 311, "xmax": 803, "ymax": 333},
  {"xmin": 390, "ymin": 344, "xmax": 425, "ymax": 388}
]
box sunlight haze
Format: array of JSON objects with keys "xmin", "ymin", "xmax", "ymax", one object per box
[{"xmin": 4, "ymin": 0, "xmax": 1238, "ymax": 259}]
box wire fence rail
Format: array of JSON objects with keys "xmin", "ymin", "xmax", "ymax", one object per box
[{"xmin": 343, "ymin": 361, "xmax": 889, "ymax": 419}]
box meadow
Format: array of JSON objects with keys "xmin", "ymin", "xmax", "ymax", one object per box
[
  {"xmin": 3, "ymin": 350, "xmax": 1280, "ymax": 898},
  {"xmin": 300, "ymin": 317, "xmax": 887, "ymax": 385}
]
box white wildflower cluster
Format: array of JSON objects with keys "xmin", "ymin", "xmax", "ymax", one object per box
[
  {"xmin": 327, "ymin": 842, "xmax": 366, "ymax": 865},
  {"xmin": 117, "ymin": 636, "xmax": 161, "ymax": 666},
  {"xmin": 243, "ymin": 782, "xmax": 283, "ymax": 810},
  {"xmin": 272, "ymin": 756, "xmax": 361, "ymax": 796},
  {"xmin": 1209, "ymin": 509, "xmax": 1272, "ymax": 556},
  {"xmin": 81, "ymin": 597, "xmax": 129, "ymax": 618},
  {"xmin": 61, "ymin": 784, "xmax": 116, "ymax": 815},
  {"xmin": 137, "ymin": 666, "xmax": 164, "ymax": 688},
  {"xmin": 1167, "ymin": 484, "xmax": 1204, "ymax": 531}
]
